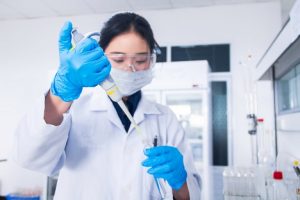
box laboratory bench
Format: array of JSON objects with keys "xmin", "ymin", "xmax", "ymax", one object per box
[
  {"xmin": 46, "ymin": 165, "xmax": 300, "ymax": 200},
  {"xmin": 44, "ymin": 166, "xmax": 226, "ymax": 200}
]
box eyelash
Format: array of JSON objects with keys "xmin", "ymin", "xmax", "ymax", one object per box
[
  {"xmin": 112, "ymin": 59, "xmax": 124, "ymax": 63},
  {"xmin": 112, "ymin": 59, "xmax": 147, "ymax": 64},
  {"xmin": 136, "ymin": 60, "xmax": 147, "ymax": 64}
]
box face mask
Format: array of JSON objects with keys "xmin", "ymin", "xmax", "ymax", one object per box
[{"xmin": 110, "ymin": 68, "xmax": 153, "ymax": 96}]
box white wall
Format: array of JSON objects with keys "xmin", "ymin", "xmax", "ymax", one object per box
[{"xmin": 0, "ymin": 2, "xmax": 281, "ymax": 195}]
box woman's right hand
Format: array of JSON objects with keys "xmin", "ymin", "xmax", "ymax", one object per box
[{"xmin": 50, "ymin": 21, "xmax": 111, "ymax": 102}]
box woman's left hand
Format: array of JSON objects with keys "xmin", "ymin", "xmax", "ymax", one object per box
[{"xmin": 142, "ymin": 146, "xmax": 187, "ymax": 190}]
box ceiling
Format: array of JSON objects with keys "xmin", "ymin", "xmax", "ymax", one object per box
[{"xmin": 0, "ymin": 0, "xmax": 281, "ymax": 21}]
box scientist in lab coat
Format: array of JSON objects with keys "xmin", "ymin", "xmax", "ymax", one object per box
[{"xmin": 13, "ymin": 12, "xmax": 201, "ymax": 200}]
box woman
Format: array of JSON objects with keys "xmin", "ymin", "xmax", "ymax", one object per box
[{"xmin": 13, "ymin": 12, "xmax": 201, "ymax": 200}]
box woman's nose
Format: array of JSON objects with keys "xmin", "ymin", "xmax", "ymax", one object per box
[
  {"xmin": 128, "ymin": 64, "xmax": 137, "ymax": 72},
  {"xmin": 126, "ymin": 57, "xmax": 137, "ymax": 72}
]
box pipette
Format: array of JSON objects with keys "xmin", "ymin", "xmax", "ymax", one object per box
[{"xmin": 71, "ymin": 28, "xmax": 149, "ymax": 145}]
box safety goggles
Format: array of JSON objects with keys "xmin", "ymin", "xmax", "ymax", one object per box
[{"xmin": 105, "ymin": 53, "xmax": 157, "ymax": 72}]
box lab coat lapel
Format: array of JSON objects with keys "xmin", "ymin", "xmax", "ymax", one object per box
[
  {"xmin": 89, "ymin": 87, "xmax": 125, "ymax": 132},
  {"xmin": 128, "ymin": 95, "xmax": 161, "ymax": 133},
  {"xmin": 107, "ymin": 104, "xmax": 125, "ymax": 132}
]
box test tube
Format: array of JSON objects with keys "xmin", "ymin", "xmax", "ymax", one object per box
[{"xmin": 153, "ymin": 136, "xmax": 167, "ymax": 199}]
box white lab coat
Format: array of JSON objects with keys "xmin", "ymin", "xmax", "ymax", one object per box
[{"xmin": 13, "ymin": 86, "xmax": 201, "ymax": 200}]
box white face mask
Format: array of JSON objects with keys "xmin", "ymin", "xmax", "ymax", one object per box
[{"xmin": 110, "ymin": 68, "xmax": 153, "ymax": 96}]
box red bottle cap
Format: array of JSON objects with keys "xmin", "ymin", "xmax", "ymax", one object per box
[
  {"xmin": 257, "ymin": 118, "xmax": 264, "ymax": 122},
  {"xmin": 273, "ymin": 171, "xmax": 283, "ymax": 180}
]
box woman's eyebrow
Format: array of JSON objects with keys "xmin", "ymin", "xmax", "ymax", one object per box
[
  {"xmin": 136, "ymin": 52, "xmax": 149, "ymax": 55},
  {"xmin": 107, "ymin": 52, "xmax": 125, "ymax": 55},
  {"xmin": 107, "ymin": 52, "xmax": 149, "ymax": 55}
]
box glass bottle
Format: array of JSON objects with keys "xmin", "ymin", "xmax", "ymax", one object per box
[{"xmin": 272, "ymin": 171, "xmax": 291, "ymax": 200}]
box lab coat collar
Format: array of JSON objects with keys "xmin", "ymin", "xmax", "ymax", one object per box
[
  {"xmin": 89, "ymin": 86, "xmax": 111, "ymax": 112},
  {"xmin": 89, "ymin": 87, "xmax": 124, "ymax": 131},
  {"xmin": 88, "ymin": 87, "xmax": 162, "ymax": 132},
  {"xmin": 127, "ymin": 94, "xmax": 162, "ymax": 133},
  {"xmin": 137, "ymin": 94, "xmax": 162, "ymax": 115}
]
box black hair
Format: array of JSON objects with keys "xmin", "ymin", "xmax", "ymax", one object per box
[{"xmin": 99, "ymin": 12, "xmax": 159, "ymax": 53}]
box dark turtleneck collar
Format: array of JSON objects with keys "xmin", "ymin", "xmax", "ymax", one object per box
[{"xmin": 111, "ymin": 91, "xmax": 142, "ymax": 132}]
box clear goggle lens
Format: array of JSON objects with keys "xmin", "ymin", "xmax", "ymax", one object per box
[{"xmin": 105, "ymin": 53, "xmax": 157, "ymax": 72}]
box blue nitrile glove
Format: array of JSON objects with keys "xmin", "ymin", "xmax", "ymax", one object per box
[
  {"xmin": 50, "ymin": 21, "xmax": 111, "ymax": 102},
  {"xmin": 142, "ymin": 146, "xmax": 187, "ymax": 190}
]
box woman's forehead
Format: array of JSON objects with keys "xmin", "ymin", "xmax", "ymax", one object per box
[{"xmin": 105, "ymin": 31, "xmax": 150, "ymax": 53}]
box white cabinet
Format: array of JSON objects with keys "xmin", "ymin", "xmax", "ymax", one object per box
[
  {"xmin": 143, "ymin": 60, "xmax": 211, "ymax": 199},
  {"xmin": 143, "ymin": 89, "xmax": 210, "ymax": 171},
  {"xmin": 144, "ymin": 60, "xmax": 211, "ymax": 169}
]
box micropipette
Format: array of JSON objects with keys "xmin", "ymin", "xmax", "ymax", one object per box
[{"xmin": 71, "ymin": 28, "xmax": 149, "ymax": 145}]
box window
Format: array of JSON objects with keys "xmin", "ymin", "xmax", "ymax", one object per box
[
  {"xmin": 171, "ymin": 44, "xmax": 230, "ymax": 72},
  {"xmin": 211, "ymin": 81, "xmax": 228, "ymax": 166},
  {"xmin": 277, "ymin": 64, "xmax": 300, "ymax": 114},
  {"xmin": 156, "ymin": 46, "xmax": 167, "ymax": 63}
]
